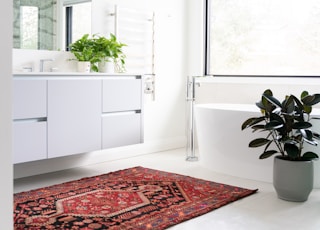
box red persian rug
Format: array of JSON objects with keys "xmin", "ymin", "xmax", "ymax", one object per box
[{"xmin": 14, "ymin": 166, "xmax": 257, "ymax": 229}]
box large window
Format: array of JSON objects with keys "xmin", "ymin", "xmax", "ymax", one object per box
[{"xmin": 206, "ymin": 0, "xmax": 320, "ymax": 76}]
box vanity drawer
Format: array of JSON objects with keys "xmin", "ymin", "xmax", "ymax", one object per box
[
  {"xmin": 13, "ymin": 121, "xmax": 47, "ymax": 164},
  {"xmin": 102, "ymin": 78, "xmax": 142, "ymax": 112},
  {"xmin": 13, "ymin": 79, "xmax": 47, "ymax": 119},
  {"xmin": 102, "ymin": 112, "xmax": 142, "ymax": 149}
]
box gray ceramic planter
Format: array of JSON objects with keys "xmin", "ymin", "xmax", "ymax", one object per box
[{"xmin": 273, "ymin": 156, "xmax": 314, "ymax": 202}]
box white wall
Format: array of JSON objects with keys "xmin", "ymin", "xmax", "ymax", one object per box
[
  {"xmin": 0, "ymin": 1, "xmax": 13, "ymax": 228},
  {"xmin": 13, "ymin": 0, "xmax": 189, "ymax": 178},
  {"xmin": 186, "ymin": 0, "xmax": 205, "ymax": 76}
]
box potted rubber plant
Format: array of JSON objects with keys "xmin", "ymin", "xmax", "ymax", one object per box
[
  {"xmin": 93, "ymin": 33, "xmax": 127, "ymax": 73},
  {"xmin": 69, "ymin": 34, "xmax": 100, "ymax": 72},
  {"xmin": 241, "ymin": 89, "xmax": 320, "ymax": 202}
]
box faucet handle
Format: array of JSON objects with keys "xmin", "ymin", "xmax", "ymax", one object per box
[
  {"xmin": 22, "ymin": 66, "xmax": 33, "ymax": 72},
  {"xmin": 40, "ymin": 58, "xmax": 55, "ymax": 72}
]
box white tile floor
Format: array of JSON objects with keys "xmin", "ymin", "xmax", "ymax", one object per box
[{"xmin": 14, "ymin": 148, "xmax": 320, "ymax": 230}]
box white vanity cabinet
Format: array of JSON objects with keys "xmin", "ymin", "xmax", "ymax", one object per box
[
  {"xmin": 47, "ymin": 79, "xmax": 102, "ymax": 158},
  {"xmin": 13, "ymin": 79, "xmax": 47, "ymax": 163},
  {"xmin": 13, "ymin": 74, "xmax": 144, "ymax": 164},
  {"xmin": 102, "ymin": 77, "xmax": 143, "ymax": 148}
]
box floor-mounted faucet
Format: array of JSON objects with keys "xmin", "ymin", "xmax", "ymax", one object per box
[{"xmin": 40, "ymin": 58, "xmax": 54, "ymax": 72}]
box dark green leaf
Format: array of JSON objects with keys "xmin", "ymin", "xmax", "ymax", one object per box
[
  {"xmin": 302, "ymin": 94, "xmax": 314, "ymax": 105},
  {"xmin": 303, "ymin": 151, "xmax": 319, "ymax": 160},
  {"xmin": 255, "ymin": 101, "xmax": 265, "ymax": 110},
  {"xmin": 283, "ymin": 95, "xmax": 295, "ymax": 114},
  {"xmin": 270, "ymin": 112, "xmax": 284, "ymax": 123},
  {"xmin": 284, "ymin": 143, "xmax": 299, "ymax": 158},
  {"xmin": 291, "ymin": 94, "xmax": 304, "ymax": 111},
  {"xmin": 259, "ymin": 150, "xmax": 278, "ymax": 159},
  {"xmin": 312, "ymin": 94, "xmax": 320, "ymax": 105},
  {"xmin": 265, "ymin": 120, "xmax": 283, "ymax": 130},
  {"xmin": 249, "ymin": 138, "xmax": 270, "ymax": 147},
  {"xmin": 241, "ymin": 117, "xmax": 265, "ymax": 130},
  {"xmin": 263, "ymin": 89, "xmax": 273, "ymax": 97},
  {"xmin": 263, "ymin": 94, "xmax": 282, "ymax": 108},
  {"xmin": 263, "ymin": 139, "xmax": 273, "ymax": 152},
  {"xmin": 301, "ymin": 91, "xmax": 309, "ymax": 99},
  {"xmin": 302, "ymin": 94, "xmax": 320, "ymax": 106},
  {"xmin": 251, "ymin": 124, "xmax": 266, "ymax": 131},
  {"xmin": 291, "ymin": 121, "xmax": 312, "ymax": 129}
]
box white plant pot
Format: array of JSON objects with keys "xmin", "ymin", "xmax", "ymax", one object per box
[
  {"xmin": 273, "ymin": 156, "xmax": 314, "ymax": 202},
  {"xmin": 77, "ymin": 61, "xmax": 91, "ymax": 73},
  {"xmin": 98, "ymin": 61, "xmax": 114, "ymax": 73}
]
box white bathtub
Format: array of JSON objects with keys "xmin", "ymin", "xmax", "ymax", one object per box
[{"xmin": 195, "ymin": 103, "xmax": 320, "ymax": 188}]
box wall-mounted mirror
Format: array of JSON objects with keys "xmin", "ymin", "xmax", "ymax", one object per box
[
  {"xmin": 13, "ymin": 0, "xmax": 91, "ymax": 51},
  {"xmin": 63, "ymin": 0, "xmax": 92, "ymax": 51}
]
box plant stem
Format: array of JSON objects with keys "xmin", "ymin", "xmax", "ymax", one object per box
[{"xmin": 271, "ymin": 130, "xmax": 285, "ymax": 156}]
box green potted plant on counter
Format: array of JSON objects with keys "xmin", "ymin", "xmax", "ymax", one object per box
[
  {"xmin": 69, "ymin": 34, "xmax": 100, "ymax": 72},
  {"xmin": 241, "ymin": 89, "xmax": 320, "ymax": 202},
  {"xmin": 93, "ymin": 33, "xmax": 127, "ymax": 73}
]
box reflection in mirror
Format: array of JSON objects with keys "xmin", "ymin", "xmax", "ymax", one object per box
[
  {"xmin": 20, "ymin": 6, "xmax": 39, "ymax": 49},
  {"xmin": 13, "ymin": 0, "xmax": 92, "ymax": 51},
  {"xmin": 13, "ymin": 0, "xmax": 57, "ymax": 50},
  {"xmin": 63, "ymin": 1, "xmax": 91, "ymax": 51}
]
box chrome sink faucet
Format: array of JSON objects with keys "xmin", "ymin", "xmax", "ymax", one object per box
[{"xmin": 40, "ymin": 58, "xmax": 54, "ymax": 72}]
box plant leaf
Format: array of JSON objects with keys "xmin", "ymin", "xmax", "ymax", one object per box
[
  {"xmin": 283, "ymin": 95, "xmax": 295, "ymax": 114},
  {"xmin": 241, "ymin": 117, "xmax": 265, "ymax": 130},
  {"xmin": 301, "ymin": 91, "xmax": 309, "ymax": 99},
  {"xmin": 303, "ymin": 105, "xmax": 312, "ymax": 114},
  {"xmin": 284, "ymin": 143, "xmax": 299, "ymax": 158},
  {"xmin": 291, "ymin": 94, "xmax": 304, "ymax": 111},
  {"xmin": 263, "ymin": 139, "xmax": 273, "ymax": 152},
  {"xmin": 251, "ymin": 124, "xmax": 266, "ymax": 131},
  {"xmin": 303, "ymin": 151, "xmax": 319, "ymax": 160},
  {"xmin": 302, "ymin": 94, "xmax": 320, "ymax": 106},
  {"xmin": 291, "ymin": 121, "xmax": 312, "ymax": 129},
  {"xmin": 249, "ymin": 138, "xmax": 270, "ymax": 147},
  {"xmin": 270, "ymin": 112, "xmax": 284, "ymax": 122},
  {"xmin": 263, "ymin": 89, "xmax": 273, "ymax": 97},
  {"xmin": 259, "ymin": 150, "xmax": 278, "ymax": 159},
  {"xmin": 312, "ymin": 94, "xmax": 320, "ymax": 105},
  {"xmin": 265, "ymin": 120, "xmax": 283, "ymax": 130},
  {"xmin": 263, "ymin": 94, "xmax": 282, "ymax": 108},
  {"xmin": 255, "ymin": 101, "xmax": 265, "ymax": 110},
  {"xmin": 300, "ymin": 129, "xmax": 313, "ymax": 140}
]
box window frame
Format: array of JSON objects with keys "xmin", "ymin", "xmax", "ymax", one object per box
[{"xmin": 204, "ymin": 0, "xmax": 320, "ymax": 78}]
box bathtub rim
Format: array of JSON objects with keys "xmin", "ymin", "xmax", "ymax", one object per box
[{"xmin": 195, "ymin": 103, "xmax": 320, "ymax": 115}]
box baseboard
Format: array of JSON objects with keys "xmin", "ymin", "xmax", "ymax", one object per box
[{"xmin": 14, "ymin": 136, "xmax": 186, "ymax": 179}]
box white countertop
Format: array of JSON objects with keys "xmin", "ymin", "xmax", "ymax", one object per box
[{"xmin": 13, "ymin": 72, "xmax": 144, "ymax": 77}]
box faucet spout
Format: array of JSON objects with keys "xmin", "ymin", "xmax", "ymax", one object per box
[{"xmin": 40, "ymin": 58, "xmax": 54, "ymax": 72}]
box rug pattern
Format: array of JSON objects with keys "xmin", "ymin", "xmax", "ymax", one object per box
[{"xmin": 14, "ymin": 166, "xmax": 257, "ymax": 229}]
